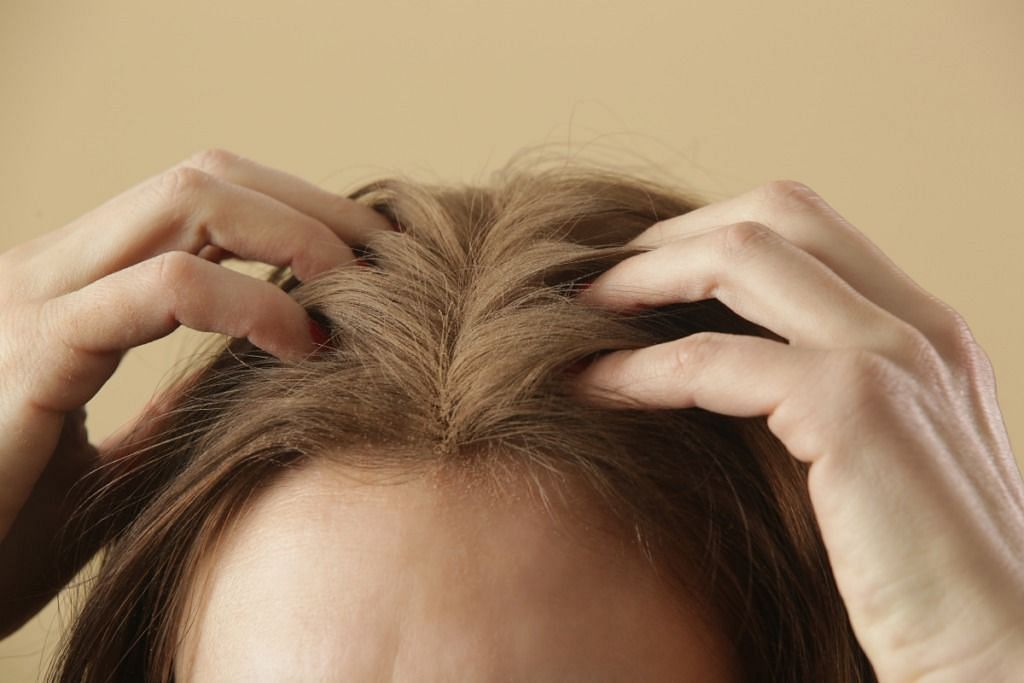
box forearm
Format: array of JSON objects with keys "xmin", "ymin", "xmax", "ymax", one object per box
[{"xmin": 0, "ymin": 437, "xmax": 102, "ymax": 638}]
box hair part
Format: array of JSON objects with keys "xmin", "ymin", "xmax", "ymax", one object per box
[{"xmin": 50, "ymin": 157, "xmax": 876, "ymax": 682}]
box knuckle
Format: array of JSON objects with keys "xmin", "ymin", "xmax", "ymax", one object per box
[
  {"xmin": 961, "ymin": 338, "xmax": 996, "ymax": 384},
  {"xmin": 153, "ymin": 167, "xmax": 217, "ymax": 245},
  {"xmin": 935, "ymin": 306, "xmax": 994, "ymax": 379},
  {"xmin": 153, "ymin": 250, "xmax": 197, "ymax": 291},
  {"xmin": 719, "ymin": 221, "xmax": 777, "ymax": 259},
  {"xmin": 879, "ymin": 319, "xmax": 937, "ymax": 366},
  {"xmin": 957, "ymin": 335, "xmax": 994, "ymax": 379},
  {"xmin": 902, "ymin": 332, "xmax": 946, "ymax": 381},
  {"xmin": 672, "ymin": 331, "xmax": 719, "ymax": 373},
  {"xmin": 872, "ymin": 318, "xmax": 966, "ymax": 395},
  {"xmin": 185, "ymin": 148, "xmax": 239, "ymax": 175},
  {"xmin": 759, "ymin": 179, "xmax": 821, "ymax": 212},
  {"xmin": 158, "ymin": 166, "xmax": 212, "ymax": 205},
  {"xmin": 935, "ymin": 304, "xmax": 977, "ymax": 353}
]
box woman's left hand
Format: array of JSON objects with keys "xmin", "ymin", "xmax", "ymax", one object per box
[{"xmin": 573, "ymin": 180, "xmax": 1024, "ymax": 681}]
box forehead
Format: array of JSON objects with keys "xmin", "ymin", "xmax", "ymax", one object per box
[{"xmin": 174, "ymin": 461, "xmax": 737, "ymax": 681}]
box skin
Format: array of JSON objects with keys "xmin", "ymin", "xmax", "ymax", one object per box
[
  {"xmin": 173, "ymin": 463, "xmax": 739, "ymax": 681},
  {"xmin": 0, "ymin": 149, "xmax": 393, "ymax": 635},
  {"xmin": 573, "ymin": 181, "xmax": 1024, "ymax": 680},
  {"xmin": 0, "ymin": 150, "xmax": 1022, "ymax": 679}
]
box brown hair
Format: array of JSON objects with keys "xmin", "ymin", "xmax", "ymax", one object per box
[{"xmin": 49, "ymin": 156, "xmax": 876, "ymax": 682}]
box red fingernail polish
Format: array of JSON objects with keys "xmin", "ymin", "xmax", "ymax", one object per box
[
  {"xmin": 308, "ymin": 318, "xmax": 330, "ymax": 347},
  {"xmin": 355, "ymin": 257, "xmax": 371, "ymax": 267}
]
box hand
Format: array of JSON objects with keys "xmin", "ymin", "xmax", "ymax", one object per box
[
  {"xmin": 0, "ymin": 149, "xmax": 392, "ymax": 636},
  {"xmin": 573, "ymin": 180, "xmax": 1024, "ymax": 681}
]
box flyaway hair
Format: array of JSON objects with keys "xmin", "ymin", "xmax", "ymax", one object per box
[{"xmin": 49, "ymin": 156, "xmax": 876, "ymax": 682}]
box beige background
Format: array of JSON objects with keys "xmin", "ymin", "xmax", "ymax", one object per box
[{"xmin": 1, "ymin": 0, "xmax": 1022, "ymax": 679}]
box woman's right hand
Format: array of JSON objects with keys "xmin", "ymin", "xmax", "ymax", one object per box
[{"xmin": 0, "ymin": 149, "xmax": 393, "ymax": 635}]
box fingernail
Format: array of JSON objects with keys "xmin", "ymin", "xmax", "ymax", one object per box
[
  {"xmin": 308, "ymin": 317, "xmax": 330, "ymax": 347},
  {"xmin": 355, "ymin": 257, "xmax": 371, "ymax": 267}
]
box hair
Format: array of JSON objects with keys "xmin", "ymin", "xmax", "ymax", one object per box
[{"xmin": 48, "ymin": 155, "xmax": 876, "ymax": 682}]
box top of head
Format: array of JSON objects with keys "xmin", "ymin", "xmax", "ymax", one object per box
[{"xmin": 52, "ymin": 157, "xmax": 874, "ymax": 683}]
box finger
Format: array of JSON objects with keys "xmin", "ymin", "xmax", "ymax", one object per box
[
  {"xmin": 180, "ymin": 149, "xmax": 394, "ymax": 245},
  {"xmin": 32, "ymin": 251, "xmax": 317, "ymax": 412},
  {"xmin": 572, "ymin": 331, "xmax": 818, "ymax": 420},
  {"xmin": 627, "ymin": 180, "xmax": 959, "ymax": 356},
  {"xmin": 15, "ymin": 150, "xmax": 393, "ymax": 267},
  {"xmin": 579, "ymin": 221, "xmax": 905, "ymax": 351},
  {"xmin": 25, "ymin": 167, "xmax": 357, "ymax": 298}
]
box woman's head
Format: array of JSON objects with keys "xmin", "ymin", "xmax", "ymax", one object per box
[{"xmin": 52, "ymin": 159, "xmax": 875, "ymax": 681}]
